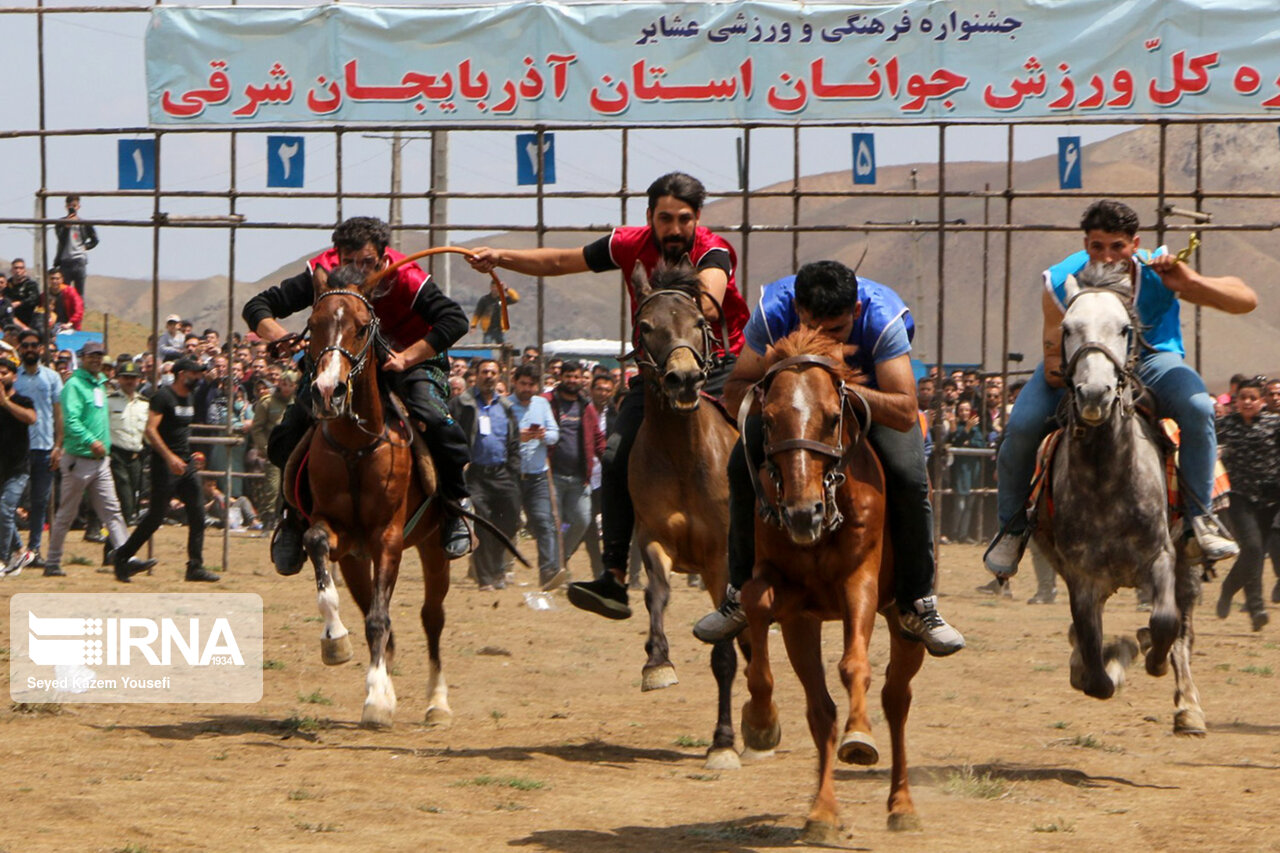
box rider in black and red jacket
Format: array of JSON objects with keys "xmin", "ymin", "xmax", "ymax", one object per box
[{"xmin": 242, "ymin": 216, "xmax": 472, "ymax": 573}]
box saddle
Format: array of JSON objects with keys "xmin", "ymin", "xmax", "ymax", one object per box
[
  {"xmin": 282, "ymin": 391, "xmax": 438, "ymax": 535},
  {"xmin": 1028, "ymin": 416, "xmax": 1230, "ymax": 524}
]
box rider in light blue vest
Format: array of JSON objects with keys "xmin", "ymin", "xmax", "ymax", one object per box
[{"xmin": 985, "ymin": 199, "xmax": 1257, "ymax": 578}]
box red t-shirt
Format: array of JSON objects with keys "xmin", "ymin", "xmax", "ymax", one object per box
[
  {"xmin": 308, "ymin": 247, "xmax": 431, "ymax": 351},
  {"xmin": 584, "ymin": 225, "xmax": 747, "ymax": 357}
]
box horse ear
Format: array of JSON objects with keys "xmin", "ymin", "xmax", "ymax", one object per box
[
  {"xmin": 1063, "ymin": 273, "xmax": 1079, "ymax": 303},
  {"xmin": 676, "ymin": 252, "xmax": 695, "ymax": 274},
  {"xmin": 630, "ymin": 262, "xmax": 652, "ymax": 299},
  {"xmin": 312, "ymin": 266, "xmax": 330, "ymax": 300}
]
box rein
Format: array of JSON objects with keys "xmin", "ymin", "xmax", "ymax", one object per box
[
  {"xmin": 1060, "ymin": 284, "xmax": 1147, "ymax": 427},
  {"xmin": 737, "ymin": 353, "xmax": 872, "ymax": 534},
  {"xmin": 628, "ymin": 286, "xmax": 731, "ymax": 380}
]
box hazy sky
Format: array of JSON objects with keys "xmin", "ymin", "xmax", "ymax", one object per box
[{"xmin": 0, "ymin": 1, "xmax": 1127, "ymax": 283}]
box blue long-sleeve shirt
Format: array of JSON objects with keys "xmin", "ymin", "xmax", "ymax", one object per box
[{"xmin": 509, "ymin": 394, "xmax": 559, "ymax": 474}]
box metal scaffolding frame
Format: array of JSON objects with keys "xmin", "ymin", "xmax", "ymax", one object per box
[{"xmin": 7, "ymin": 3, "xmax": 1280, "ymax": 569}]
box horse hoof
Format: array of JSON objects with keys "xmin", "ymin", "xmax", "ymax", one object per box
[
  {"xmin": 741, "ymin": 703, "xmax": 782, "ymax": 752},
  {"xmin": 837, "ymin": 730, "xmax": 879, "ymax": 766},
  {"xmin": 641, "ymin": 663, "xmax": 679, "ymax": 692},
  {"xmin": 360, "ymin": 703, "xmax": 395, "ymax": 730},
  {"xmin": 887, "ymin": 812, "xmax": 923, "ymax": 833},
  {"xmin": 800, "ymin": 819, "xmax": 843, "ymax": 847},
  {"xmin": 1174, "ymin": 709, "xmax": 1207, "ymax": 737},
  {"xmin": 704, "ymin": 748, "xmax": 741, "ymax": 771},
  {"xmin": 424, "ymin": 706, "xmax": 454, "ymax": 728},
  {"xmin": 739, "ymin": 748, "xmax": 775, "ymax": 761},
  {"xmin": 321, "ymin": 634, "xmax": 353, "ymax": 666}
]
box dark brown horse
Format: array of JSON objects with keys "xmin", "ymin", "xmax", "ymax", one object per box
[
  {"xmin": 628, "ymin": 263, "xmax": 743, "ymax": 770},
  {"xmin": 302, "ymin": 262, "xmax": 452, "ymax": 729},
  {"xmin": 739, "ymin": 329, "xmax": 925, "ymax": 843}
]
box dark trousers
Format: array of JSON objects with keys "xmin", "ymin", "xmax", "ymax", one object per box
[
  {"xmin": 115, "ymin": 452, "xmax": 204, "ymax": 570},
  {"xmin": 59, "ymin": 256, "xmax": 87, "ymax": 298},
  {"xmin": 467, "ymin": 463, "xmax": 520, "ymax": 587},
  {"xmin": 267, "ymin": 367, "xmax": 470, "ymax": 504},
  {"xmin": 600, "ymin": 358, "xmax": 734, "ymax": 571},
  {"xmin": 727, "ymin": 412, "xmax": 937, "ymax": 608},
  {"xmin": 1222, "ymin": 496, "xmax": 1278, "ymax": 617},
  {"xmin": 110, "ymin": 447, "xmax": 144, "ymax": 523},
  {"xmin": 26, "ymin": 449, "xmax": 54, "ymax": 552}
]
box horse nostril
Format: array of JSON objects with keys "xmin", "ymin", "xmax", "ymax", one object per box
[
  {"xmin": 333, "ymin": 381, "xmax": 347, "ymax": 400},
  {"xmin": 810, "ymin": 502, "xmax": 824, "ymax": 519},
  {"xmin": 663, "ymin": 371, "xmax": 683, "ymax": 390}
]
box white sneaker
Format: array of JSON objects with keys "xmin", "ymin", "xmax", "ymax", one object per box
[
  {"xmin": 1190, "ymin": 515, "xmax": 1239, "ymax": 562},
  {"xmin": 983, "ymin": 532, "xmax": 1027, "ymax": 578},
  {"xmin": 899, "ymin": 595, "xmax": 966, "ymax": 657},
  {"xmin": 2, "ymin": 549, "xmax": 35, "ymax": 578}
]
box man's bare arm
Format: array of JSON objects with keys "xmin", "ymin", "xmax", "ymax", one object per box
[
  {"xmin": 1147, "ymin": 254, "xmax": 1257, "ymax": 314},
  {"xmin": 864, "ymin": 354, "xmax": 921, "ymax": 433},
  {"xmin": 1041, "ymin": 287, "xmax": 1066, "ymax": 389},
  {"xmin": 466, "ymin": 246, "xmax": 589, "ymax": 277},
  {"xmin": 723, "ymin": 347, "xmax": 769, "ymax": 415}
]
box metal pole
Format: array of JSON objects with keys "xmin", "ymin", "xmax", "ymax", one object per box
[
  {"xmin": 791, "ymin": 124, "xmax": 800, "ymax": 276},
  {"xmin": 933, "ymin": 126, "xmax": 947, "ymax": 563},
  {"xmin": 1155, "ymin": 121, "xmax": 1168, "ymax": 249},
  {"xmin": 36, "ymin": 0, "xmax": 49, "ymax": 347},
  {"xmin": 739, "ymin": 128, "xmax": 751, "ymax": 303},
  {"xmin": 389, "ymin": 130, "xmax": 403, "ymax": 250},
  {"xmin": 619, "ymin": 128, "xmax": 629, "ymax": 358},
  {"xmin": 980, "ymin": 183, "xmax": 990, "ymax": 368},
  {"xmin": 335, "ymin": 129, "xmax": 344, "ymax": 224},
  {"xmin": 535, "ymin": 127, "xmax": 546, "ymax": 365},
  {"xmin": 1001, "ymin": 126, "xmax": 1014, "ymax": 406},
  {"xmin": 431, "ymin": 130, "xmax": 450, "ymax": 295},
  {"xmin": 146, "ymin": 130, "xmax": 162, "ymax": 565},
  {"xmin": 1194, "ymin": 125, "xmax": 1204, "ymax": 375},
  {"xmin": 222, "ymin": 129, "xmax": 238, "ymax": 573}
]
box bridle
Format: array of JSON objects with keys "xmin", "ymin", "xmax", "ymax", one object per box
[
  {"xmin": 308, "ymin": 288, "xmax": 388, "ymax": 445},
  {"xmin": 1060, "ymin": 284, "xmax": 1147, "ymax": 425},
  {"xmin": 630, "ymin": 288, "xmax": 729, "ymax": 383},
  {"xmin": 738, "ymin": 353, "xmax": 872, "ymax": 534}
]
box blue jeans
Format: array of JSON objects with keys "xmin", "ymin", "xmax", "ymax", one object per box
[
  {"xmin": 518, "ymin": 471, "xmax": 560, "ymax": 582},
  {"xmin": 553, "ymin": 473, "xmax": 592, "ymax": 563},
  {"xmin": 1, "ymin": 471, "xmax": 30, "ymax": 563},
  {"xmin": 996, "ymin": 353, "xmax": 1216, "ymax": 532},
  {"xmin": 26, "ymin": 449, "xmax": 54, "ymax": 552}
]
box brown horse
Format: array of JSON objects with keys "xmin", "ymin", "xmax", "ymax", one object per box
[
  {"xmin": 628, "ymin": 263, "xmax": 743, "ymax": 770},
  {"xmin": 301, "ymin": 263, "xmax": 452, "ymax": 729},
  {"xmin": 738, "ymin": 329, "xmax": 926, "ymax": 843}
]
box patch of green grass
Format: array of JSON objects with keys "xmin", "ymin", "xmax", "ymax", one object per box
[
  {"xmin": 304, "ymin": 615, "xmax": 323, "ymax": 622},
  {"xmin": 941, "ymin": 765, "xmax": 1012, "ymax": 799},
  {"xmin": 67, "ymin": 555, "xmax": 93, "ymax": 566},
  {"xmin": 1033, "ymin": 818, "xmax": 1076, "ymax": 833},
  {"xmin": 293, "ymin": 820, "xmax": 339, "ymax": 833},
  {"xmin": 17, "ymin": 786, "xmax": 32, "ymax": 793},
  {"xmin": 10, "ymin": 702, "xmax": 63, "ymax": 715},
  {"xmin": 1050, "ymin": 721, "xmax": 1069, "ymax": 730},
  {"xmin": 212, "ymin": 752, "xmax": 228, "ymax": 761},
  {"xmin": 1214, "ymin": 663, "xmax": 1232, "ymax": 671},
  {"xmin": 288, "ymin": 789, "xmax": 316, "ymax": 801},
  {"xmin": 449, "ymin": 775, "xmax": 545, "ymax": 791},
  {"xmin": 263, "ymin": 659, "xmax": 286, "ymax": 671},
  {"xmin": 281, "ymin": 714, "xmax": 326, "ymax": 734},
  {"xmin": 1239, "ymin": 665, "xmax": 1273, "ymax": 677},
  {"xmin": 674, "ymin": 735, "xmax": 711, "ymax": 748},
  {"xmin": 686, "ymin": 773, "xmax": 721, "ymax": 782},
  {"xmin": 417, "ymin": 804, "xmax": 444, "ymax": 814},
  {"xmin": 298, "ymin": 690, "xmax": 333, "ymax": 706},
  {"xmin": 490, "ymin": 709, "xmax": 506, "ymax": 725},
  {"xmin": 115, "ymin": 844, "xmax": 152, "ymax": 853},
  {"xmin": 1059, "ymin": 733, "xmax": 1123, "ymax": 753}
]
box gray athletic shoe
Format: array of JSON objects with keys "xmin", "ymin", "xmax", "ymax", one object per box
[
  {"xmin": 899, "ymin": 595, "xmax": 965, "ymax": 657},
  {"xmin": 983, "ymin": 531, "xmax": 1027, "ymax": 579},
  {"xmin": 693, "ymin": 585, "xmax": 747, "ymax": 644}
]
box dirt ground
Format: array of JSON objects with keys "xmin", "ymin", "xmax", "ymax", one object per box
[{"xmin": 1, "ymin": 528, "xmax": 1277, "ymax": 853}]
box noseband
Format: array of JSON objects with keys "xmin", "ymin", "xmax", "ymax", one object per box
[
  {"xmin": 309, "ymin": 288, "xmax": 380, "ymax": 423},
  {"xmin": 630, "ymin": 288, "xmax": 729, "ymax": 382},
  {"xmin": 1060, "ymin": 284, "xmax": 1145, "ymax": 425},
  {"xmin": 738, "ymin": 354, "xmax": 872, "ymax": 534}
]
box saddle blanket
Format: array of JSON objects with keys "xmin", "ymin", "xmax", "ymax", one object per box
[{"xmin": 1029, "ymin": 419, "xmax": 1229, "ymax": 522}]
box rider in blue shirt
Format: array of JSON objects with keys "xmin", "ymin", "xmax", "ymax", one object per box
[
  {"xmin": 694, "ymin": 260, "xmax": 964, "ymax": 657},
  {"xmin": 984, "ymin": 199, "xmax": 1257, "ymax": 578}
]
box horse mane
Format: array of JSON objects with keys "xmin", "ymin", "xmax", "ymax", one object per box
[
  {"xmin": 646, "ymin": 261, "xmax": 702, "ymax": 301},
  {"xmin": 1075, "ymin": 260, "xmax": 1133, "ymax": 294},
  {"xmin": 768, "ymin": 328, "xmax": 856, "ymax": 383}
]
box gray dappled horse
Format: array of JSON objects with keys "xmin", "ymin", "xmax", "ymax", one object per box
[{"xmin": 1033, "ymin": 260, "xmax": 1205, "ymax": 735}]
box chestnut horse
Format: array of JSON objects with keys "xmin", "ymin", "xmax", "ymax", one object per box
[
  {"xmin": 302, "ymin": 262, "xmax": 452, "ymax": 729},
  {"xmin": 628, "ymin": 263, "xmax": 743, "ymax": 770},
  {"xmin": 739, "ymin": 329, "xmax": 926, "ymax": 844}
]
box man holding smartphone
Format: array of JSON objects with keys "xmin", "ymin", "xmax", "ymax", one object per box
[{"xmin": 509, "ymin": 364, "xmax": 564, "ymax": 589}]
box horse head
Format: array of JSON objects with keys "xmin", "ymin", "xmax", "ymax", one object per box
[
  {"xmin": 1061, "ymin": 261, "xmax": 1138, "ymax": 427},
  {"xmin": 757, "ymin": 329, "xmax": 867, "ymax": 545},
  {"xmin": 631, "ymin": 261, "xmax": 712, "ymax": 411},
  {"xmin": 308, "ymin": 263, "xmax": 379, "ymax": 420}
]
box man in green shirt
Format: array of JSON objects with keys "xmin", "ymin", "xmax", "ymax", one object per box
[{"xmin": 43, "ymin": 341, "xmax": 155, "ymax": 580}]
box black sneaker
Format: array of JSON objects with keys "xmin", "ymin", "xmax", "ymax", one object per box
[
  {"xmin": 185, "ymin": 566, "xmax": 221, "ymax": 583},
  {"xmin": 566, "ymin": 572, "xmax": 631, "ymax": 619},
  {"xmin": 43, "ymin": 564, "xmax": 65, "ymax": 578},
  {"xmin": 271, "ymin": 515, "xmax": 305, "ymax": 576},
  {"xmin": 29, "ymin": 550, "xmax": 45, "ymax": 569},
  {"xmin": 115, "ymin": 557, "xmax": 157, "ymax": 583},
  {"xmin": 443, "ymin": 499, "xmax": 474, "ymax": 560},
  {"xmin": 693, "ymin": 585, "xmax": 747, "ymax": 643}
]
